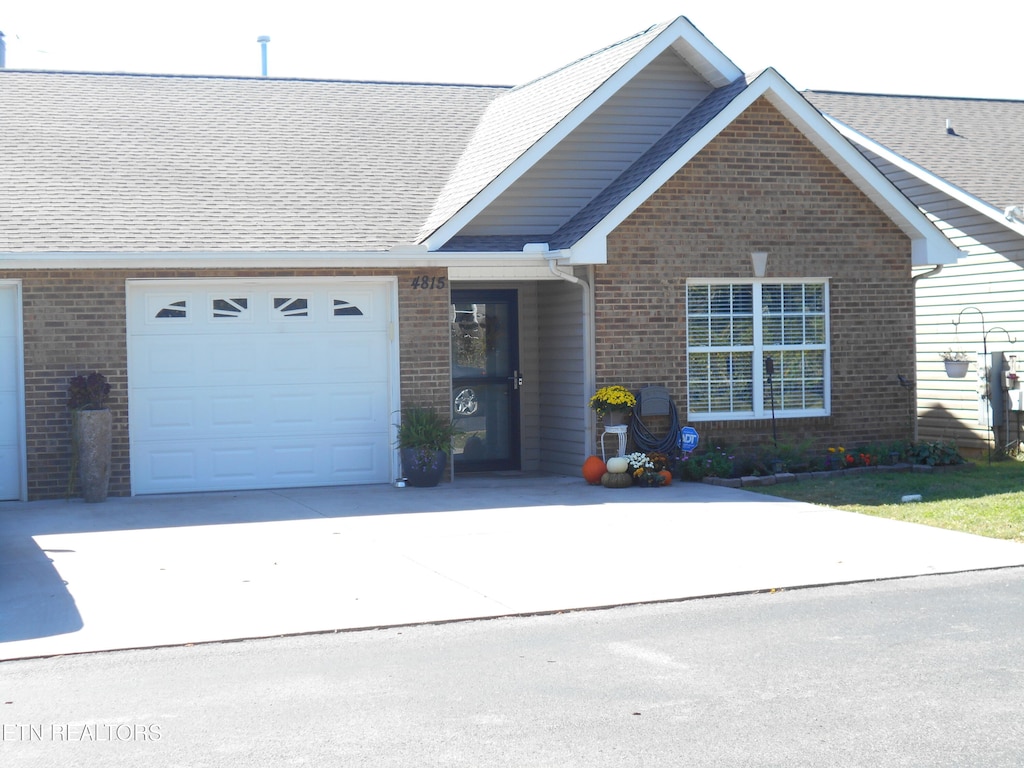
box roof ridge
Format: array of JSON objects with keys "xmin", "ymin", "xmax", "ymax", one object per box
[
  {"xmin": 805, "ymin": 88, "xmax": 1024, "ymax": 105},
  {"xmin": 508, "ymin": 20, "xmax": 670, "ymax": 93},
  {"xmin": 0, "ymin": 68, "xmax": 512, "ymax": 90}
]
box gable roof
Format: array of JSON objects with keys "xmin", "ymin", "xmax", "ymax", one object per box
[
  {"xmin": 802, "ymin": 91, "xmax": 1024, "ymax": 249},
  {"xmin": 804, "ymin": 92, "xmax": 1024, "ymax": 211},
  {"xmin": 421, "ymin": 17, "xmax": 742, "ymax": 248},
  {"xmin": 0, "ymin": 71, "xmax": 501, "ymax": 253},
  {"xmin": 0, "ymin": 19, "xmax": 964, "ymax": 267}
]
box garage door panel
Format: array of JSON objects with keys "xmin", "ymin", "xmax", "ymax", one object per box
[
  {"xmin": 132, "ymin": 333, "xmax": 389, "ymax": 389},
  {"xmin": 0, "ymin": 445, "xmax": 20, "ymax": 499},
  {"xmin": 0, "ymin": 337, "xmax": 18, "ymax": 389},
  {"xmin": 133, "ymin": 285, "xmax": 389, "ymax": 331},
  {"xmin": 128, "ymin": 279, "xmax": 395, "ymax": 494},
  {"xmin": 134, "ymin": 435, "xmax": 390, "ymax": 493},
  {"xmin": 0, "ymin": 285, "xmax": 20, "ymax": 500},
  {"xmin": 135, "ymin": 383, "xmax": 389, "ymax": 440}
]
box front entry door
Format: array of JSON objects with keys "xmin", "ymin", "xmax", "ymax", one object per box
[{"xmin": 451, "ymin": 290, "xmax": 521, "ymax": 472}]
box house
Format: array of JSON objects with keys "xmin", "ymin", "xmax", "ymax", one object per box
[
  {"xmin": 804, "ymin": 92, "xmax": 1024, "ymax": 455},
  {"xmin": 0, "ymin": 17, "xmax": 960, "ymax": 501}
]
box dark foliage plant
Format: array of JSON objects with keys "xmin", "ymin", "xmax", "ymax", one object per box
[{"xmin": 68, "ymin": 372, "xmax": 111, "ymax": 411}]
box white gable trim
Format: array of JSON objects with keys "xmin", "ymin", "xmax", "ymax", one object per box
[
  {"xmin": 423, "ymin": 17, "xmax": 743, "ymax": 252},
  {"xmin": 820, "ymin": 117, "xmax": 1024, "ymax": 240},
  {"xmin": 569, "ymin": 69, "xmax": 963, "ymax": 267}
]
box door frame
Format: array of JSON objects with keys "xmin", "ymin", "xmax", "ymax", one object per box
[{"xmin": 451, "ymin": 288, "xmax": 521, "ymax": 472}]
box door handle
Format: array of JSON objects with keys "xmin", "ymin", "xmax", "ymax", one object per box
[{"xmin": 510, "ymin": 370, "xmax": 523, "ymax": 390}]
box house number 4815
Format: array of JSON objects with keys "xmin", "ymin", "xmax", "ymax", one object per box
[{"xmin": 411, "ymin": 276, "xmax": 447, "ymax": 290}]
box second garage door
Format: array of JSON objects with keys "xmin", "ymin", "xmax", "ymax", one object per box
[{"xmin": 127, "ymin": 278, "xmax": 396, "ymax": 495}]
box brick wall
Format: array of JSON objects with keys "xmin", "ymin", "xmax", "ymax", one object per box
[
  {"xmin": 596, "ymin": 98, "xmax": 915, "ymax": 454},
  {"xmin": 3, "ymin": 267, "xmax": 450, "ymax": 500}
]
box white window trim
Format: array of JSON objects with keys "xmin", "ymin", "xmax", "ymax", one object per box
[{"xmin": 686, "ymin": 278, "xmax": 831, "ymax": 422}]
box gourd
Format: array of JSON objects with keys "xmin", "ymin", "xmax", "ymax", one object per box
[
  {"xmin": 658, "ymin": 470, "xmax": 673, "ymax": 486},
  {"xmin": 601, "ymin": 471, "xmax": 633, "ymax": 488},
  {"xmin": 606, "ymin": 456, "xmax": 630, "ymax": 474},
  {"xmin": 582, "ymin": 455, "xmax": 607, "ymax": 485}
]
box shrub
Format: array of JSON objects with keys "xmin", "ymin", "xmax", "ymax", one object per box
[
  {"xmin": 675, "ymin": 446, "xmax": 735, "ymax": 481},
  {"xmin": 907, "ymin": 440, "xmax": 965, "ymax": 466}
]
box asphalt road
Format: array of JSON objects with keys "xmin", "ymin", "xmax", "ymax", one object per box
[{"xmin": 3, "ymin": 568, "xmax": 1023, "ymax": 767}]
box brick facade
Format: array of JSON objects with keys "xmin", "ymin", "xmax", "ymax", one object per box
[
  {"xmin": 4, "ymin": 267, "xmax": 450, "ymax": 500},
  {"xmin": 596, "ymin": 98, "xmax": 916, "ymax": 454}
]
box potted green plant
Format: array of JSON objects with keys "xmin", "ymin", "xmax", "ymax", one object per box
[
  {"xmin": 589, "ymin": 385, "xmax": 637, "ymax": 426},
  {"xmin": 396, "ymin": 406, "xmax": 462, "ymax": 487},
  {"xmin": 940, "ymin": 349, "xmax": 970, "ymax": 378},
  {"xmin": 68, "ymin": 372, "xmax": 113, "ymax": 502}
]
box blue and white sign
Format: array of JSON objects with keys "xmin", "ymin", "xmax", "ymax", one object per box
[{"xmin": 678, "ymin": 426, "xmax": 699, "ymax": 453}]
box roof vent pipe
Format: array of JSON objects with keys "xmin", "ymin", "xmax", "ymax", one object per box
[
  {"xmin": 257, "ymin": 35, "xmax": 270, "ymax": 77},
  {"xmin": 945, "ymin": 119, "xmax": 955, "ymax": 135}
]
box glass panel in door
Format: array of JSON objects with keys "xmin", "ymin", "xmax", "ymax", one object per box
[{"xmin": 451, "ymin": 290, "xmax": 520, "ymax": 472}]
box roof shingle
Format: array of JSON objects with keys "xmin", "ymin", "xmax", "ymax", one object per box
[
  {"xmin": 804, "ymin": 91, "xmax": 1024, "ymax": 211},
  {"xmin": 1, "ymin": 71, "xmax": 501, "ymax": 252}
]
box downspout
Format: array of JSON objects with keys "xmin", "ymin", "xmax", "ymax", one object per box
[
  {"xmin": 907, "ymin": 264, "xmax": 944, "ymax": 441},
  {"xmin": 541, "ymin": 250, "xmax": 596, "ymax": 461}
]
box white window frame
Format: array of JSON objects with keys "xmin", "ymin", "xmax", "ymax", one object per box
[{"xmin": 686, "ymin": 278, "xmax": 831, "ymax": 421}]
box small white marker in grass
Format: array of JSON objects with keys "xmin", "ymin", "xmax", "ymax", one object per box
[{"xmin": 901, "ymin": 494, "xmax": 922, "ymax": 503}]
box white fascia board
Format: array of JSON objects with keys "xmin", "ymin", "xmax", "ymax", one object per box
[
  {"xmin": 822, "ymin": 116, "xmax": 1024, "ymax": 241},
  {"xmin": 571, "ymin": 69, "xmax": 962, "ymax": 267},
  {"xmin": 423, "ymin": 17, "xmax": 742, "ymax": 251},
  {"xmin": 0, "ymin": 250, "xmax": 556, "ymax": 270},
  {"xmin": 667, "ymin": 19, "xmax": 744, "ymax": 87}
]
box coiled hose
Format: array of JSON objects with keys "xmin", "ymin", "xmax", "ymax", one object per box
[{"xmin": 630, "ymin": 397, "xmax": 681, "ymax": 454}]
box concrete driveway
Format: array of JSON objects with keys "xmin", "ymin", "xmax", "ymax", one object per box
[{"xmin": 2, "ymin": 475, "xmax": 1023, "ymax": 661}]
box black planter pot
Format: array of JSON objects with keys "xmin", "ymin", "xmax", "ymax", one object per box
[{"xmin": 400, "ymin": 448, "xmax": 448, "ymax": 487}]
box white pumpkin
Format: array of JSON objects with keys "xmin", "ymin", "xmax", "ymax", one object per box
[{"xmin": 606, "ymin": 456, "xmax": 630, "ymax": 474}]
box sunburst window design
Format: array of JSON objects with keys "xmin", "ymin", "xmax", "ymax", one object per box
[
  {"xmin": 155, "ymin": 300, "xmax": 188, "ymax": 319},
  {"xmin": 274, "ymin": 297, "xmax": 309, "ymax": 318},
  {"xmin": 333, "ymin": 298, "xmax": 364, "ymax": 317},
  {"xmin": 212, "ymin": 297, "xmax": 249, "ymax": 319}
]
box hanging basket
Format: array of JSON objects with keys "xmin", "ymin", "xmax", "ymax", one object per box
[{"xmin": 944, "ymin": 359, "xmax": 970, "ymax": 379}]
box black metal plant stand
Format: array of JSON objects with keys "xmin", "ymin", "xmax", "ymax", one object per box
[{"xmin": 952, "ymin": 307, "xmax": 1017, "ymax": 463}]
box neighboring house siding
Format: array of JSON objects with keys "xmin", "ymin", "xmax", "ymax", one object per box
[
  {"xmin": 595, "ymin": 98, "xmax": 915, "ymax": 454},
  {"xmin": 831, "ymin": 133, "xmax": 1024, "ymax": 454},
  {"xmin": 6, "ymin": 267, "xmax": 450, "ymax": 500},
  {"xmin": 914, "ymin": 253, "xmax": 1024, "ymax": 453}
]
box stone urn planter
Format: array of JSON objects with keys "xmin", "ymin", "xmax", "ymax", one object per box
[
  {"xmin": 68, "ymin": 372, "xmax": 113, "ymax": 503},
  {"xmin": 73, "ymin": 409, "xmax": 113, "ymax": 502}
]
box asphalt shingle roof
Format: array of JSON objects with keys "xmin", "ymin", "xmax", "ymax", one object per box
[
  {"xmin": 418, "ymin": 21, "xmax": 672, "ymax": 243},
  {"xmin": 804, "ymin": 91, "xmax": 1024, "ymax": 211},
  {"xmin": 1, "ymin": 71, "xmax": 502, "ymax": 252}
]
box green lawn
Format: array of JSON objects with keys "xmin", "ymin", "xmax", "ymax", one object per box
[{"xmin": 745, "ymin": 461, "xmax": 1024, "ymax": 543}]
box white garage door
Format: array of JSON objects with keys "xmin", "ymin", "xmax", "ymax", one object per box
[
  {"xmin": 127, "ymin": 279, "xmax": 396, "ymax": 495},
  {"xmin": 0, "ymin": 283, "xmax": 23, "ymax": 500}
]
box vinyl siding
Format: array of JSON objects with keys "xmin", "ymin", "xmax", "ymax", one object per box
[
  {"xmin": 537, "ymin": 278, "xmax": 588, "ymax": 474},
  {"xmin": 458, "ymin": 49, "xmax": 714, "ymax": 238},
  {"xmin": 914, "ymin": 251, "xmax": 1024, "ymax": 453}
]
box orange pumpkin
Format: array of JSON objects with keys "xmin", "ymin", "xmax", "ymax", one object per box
[
  {"xmin": 582, "ymin": 455, "xmax": 607, "ymax": 485},
  {"xmin": 658, "ymin": 470, "xmax": 673, "ymax": 486}
]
